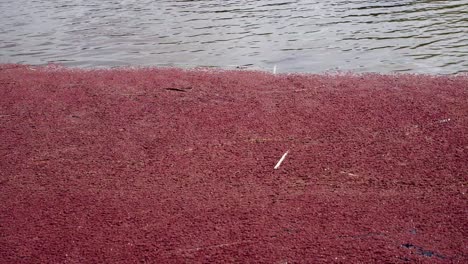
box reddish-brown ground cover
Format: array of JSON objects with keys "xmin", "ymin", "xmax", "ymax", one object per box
[{"xmin": 0, "ymin": 64, "xmax": 467, "ymax": 263}]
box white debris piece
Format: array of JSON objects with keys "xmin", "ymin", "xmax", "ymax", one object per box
[
  {"xmin": 437, "ymin": 118, "xmax": 451, "ymax": 123},
  {"xmin": 274, "ymin": 150, "xmax": 289, "ymax": 170}
]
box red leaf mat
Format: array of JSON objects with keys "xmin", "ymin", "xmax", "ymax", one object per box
[{"xmin": 1, "ymin": 65, "xmax": 466, "ymax": 263}]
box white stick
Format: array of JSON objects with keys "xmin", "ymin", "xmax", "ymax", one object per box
[
  {"xmin": 273, "ymin": 65, "xmax": 277, "ymax": 74},
  {"xmin": 274, "ymin": 150, "xmax": 289, "ymax": 170}
]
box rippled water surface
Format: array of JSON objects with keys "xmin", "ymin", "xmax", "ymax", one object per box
[{"xmin": 1, "ymin": 0, "xmax": 467, "ymax": 73}]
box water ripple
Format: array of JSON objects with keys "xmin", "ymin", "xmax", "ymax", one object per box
[{"xmin": 0, "ymin": 0, "xmax": 466, "ymax": 73}]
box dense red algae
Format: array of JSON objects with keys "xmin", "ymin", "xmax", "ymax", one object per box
[{"xmin": 0, "ymin": 64, "xmax": 467, "ymax": 263}]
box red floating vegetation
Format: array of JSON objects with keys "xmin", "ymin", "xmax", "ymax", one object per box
[{"xmin": 0, "ymin": 64, "xmax": 467, "ymax": 263}]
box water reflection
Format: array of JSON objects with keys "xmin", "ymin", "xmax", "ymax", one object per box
[{"xmin": 0, "ymin": 0, "xmax": 466, "ymax": 73}]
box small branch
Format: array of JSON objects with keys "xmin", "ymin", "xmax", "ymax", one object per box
[
  {"xmin": 180, "ymin": 240, "xmax": 252, "ymax": 252},
  {"xmin": 165, "ymin": 87, "xmax": 192, "ymax": 92},
  {"xmin": 120, "ymin": 93, "xmax": 146, "ymax": 96}
]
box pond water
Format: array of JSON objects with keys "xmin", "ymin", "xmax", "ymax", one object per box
[{"xmin": 1, "ymin": 0, "xmax": 467, "ymax": 73}]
